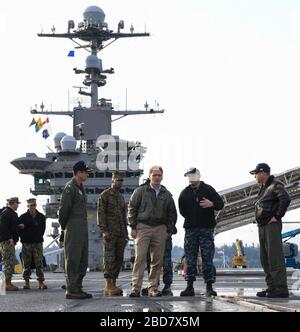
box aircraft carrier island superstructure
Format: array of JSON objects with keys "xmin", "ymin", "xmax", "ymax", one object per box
[{"xmin": 10, "ymin": 6, "xmax": 164, "ymax": 270}]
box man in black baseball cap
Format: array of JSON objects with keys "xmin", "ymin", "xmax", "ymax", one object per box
[
  {"xmin": 73, "ymin": 161, "xmax": 91, "ymax": 173},
  {"xmin": 249, "ymin": 163, "xmax": 271, "ymax": 175},
  {"xmin": 250, "ymin": 163, "xmax": 291, "ymax": 298},
  {"xmin": 58, "ymin": 160, "xmax": 92, "ymax": 299}
]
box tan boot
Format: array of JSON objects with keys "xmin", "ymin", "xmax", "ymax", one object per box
[
  {"xmin": 5, "ymin": 281, "xmax": 19, "ymax": 291},
  {"xmin": 38, "ymin": 281, "xmax": 48, "ymax": 289},
  {"xmin": 112, "ymin": 279, "xmax": 123, "ymax": 295},
  {"xmin": 23, "ymin": 280, "xmax": 30, "ymax": 290},
  {"xmin": 104, "ymin": 278, "xmax": 122, "ymax": 296}
]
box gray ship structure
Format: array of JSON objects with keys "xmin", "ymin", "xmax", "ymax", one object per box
[{"xmin": 11, "ymin": 6, "xmax": 164, "ymax": 270}]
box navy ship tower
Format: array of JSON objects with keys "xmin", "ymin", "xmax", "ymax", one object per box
[{"xmin": 11, "ymin": 6, "xmax": 164, "ymax": 270}]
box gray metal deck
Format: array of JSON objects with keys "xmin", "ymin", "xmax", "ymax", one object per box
[{"xmin": 1, "ymin": 270, "xmax": 299, "ymax": 312}]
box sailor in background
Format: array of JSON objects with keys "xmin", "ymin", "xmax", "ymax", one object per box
[
  {"xmin": 19, "ymin": 198, "xmax": 47, "ymax": 289},
  {"xmin": 0, "ymin": 197, "xmax": 23, "ymax": 291},
  {"xmin": 58, "ymin": 161, "xmax": 92, "ymax": 300}
]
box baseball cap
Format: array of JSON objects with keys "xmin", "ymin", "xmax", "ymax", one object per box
[
  {"xmin": 73, "ymin": 161, "xmax": 91, "ymax": 173},
  {"xmin": 249, "ymin": 163, "xmax": 271, "ymax": 175},
  {"xmin": 184, "ymin": 167, "xmax": 201, "ymax": 180}
]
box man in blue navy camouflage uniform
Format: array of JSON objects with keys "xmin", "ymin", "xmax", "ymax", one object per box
[{"xmin": 179, "ymin": 168, "xmax": 224, "ymax": 296}]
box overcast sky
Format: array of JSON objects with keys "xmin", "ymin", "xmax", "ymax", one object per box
[{"xmin": 1, "ymin": 0, "xmax": 300, "ymax": 248}]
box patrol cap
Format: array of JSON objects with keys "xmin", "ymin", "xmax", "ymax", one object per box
[
  {"xmin": 73, "ymin": 161, "xmax": 91, "ymax": 173},
  {"xmin": 112, "ymin": 171, "xmax": 124, "ymax": 181},
  {"xmin": 249, "ymin": 163, "xmax": 271, "ymax": 175},
  {"xmin": 6, "ymin": 197, "xmax": 21, "ymax": 204},
  {"xmin": 184, "ymin": 167, "xmax": 201, "ymax": 181},
  {"xmin": 27, "ymin": 198, "xmax": 37, "ymax": 205}
]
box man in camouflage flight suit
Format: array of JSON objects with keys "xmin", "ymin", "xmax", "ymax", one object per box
[
  {"xmin": 19, "ymin": 198, "xmax": 47, "ymax": 290},
  {"xmin": 0, "ymin": 197, "xmax": 22, "ymax": 291},
  {"xmin": 97, "ymin": 172, "xmax": 128, "ymax": 296},
  {"xmin": 58, "ymin": 161, "xmax": 92, "ymax": 300}
]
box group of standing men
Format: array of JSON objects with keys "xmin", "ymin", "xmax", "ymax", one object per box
[
  {"xmin": 58, "ymin": 162, "xmax": 224, "ymax": 299},
  {"xmin": 0, "ymin": 197, "xmax": 47, "ymax": 291},
  {"xmin": 0, "ymin": 161, "xmax": 291, "ymax": 300}
]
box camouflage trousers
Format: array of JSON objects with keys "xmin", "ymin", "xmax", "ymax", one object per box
[
  {"xmin": 184, "ymin": 227, "xmax": 215, "ymax": 284},
  {"xmin": 146, "ymin": 236, "xmax": 173, "ymax": 285},
  {"xmin": 0, "ymin": 241, "xmax": 15, "ymax": 282},
  {"xmin": 103, "ymin": 236, "xmax": 127, "ymax": 279},
  {"xmin": 22, "ymin": 243, "xmax": 45, "ymax": 282}
]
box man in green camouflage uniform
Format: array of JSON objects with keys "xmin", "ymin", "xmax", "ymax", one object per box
[
  {"xmin": 97, "ymin": 172, "xmax": 128, "ymax": 296},
  {"xmin": 58, "ymin": 161, "xmax": 92, "ymax": 300},
  {"xmin": 0, "ymin": 197, "xmax": 22, "ymax": 291},
  {"xmin": 19, "ymin": 198, "xmax": 47, "ymax": 290}
]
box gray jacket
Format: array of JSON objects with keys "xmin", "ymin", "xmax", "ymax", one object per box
[{"xmin": 58, "ymin": 178, "xmax": 88, "ymax": 230}]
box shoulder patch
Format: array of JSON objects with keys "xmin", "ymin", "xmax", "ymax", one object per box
[{"xmin": 65, "ymin": 187, "xmax": 72, "ymax": 194}]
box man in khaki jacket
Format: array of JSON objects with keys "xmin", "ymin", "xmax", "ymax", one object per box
[{"xmin": 128, "ymin": 166, "xmax": 177, "ymax": 297}]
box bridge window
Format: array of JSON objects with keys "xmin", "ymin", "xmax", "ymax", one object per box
[
  {"xmin": 126, "ymin": 188, "xmax": 134, "ymax": 194},
  {"xmin": 95, "ymin": 188, "xmax": 105, "ymax": 194},
  {"xmin": 35, "ymin": 177, "xmax": 50, "ymax": 185},
  {"xmin": 86, "ymin": 188, "xmax": 94, "ymax": 195},
  {"xmin": 54, "ymin": 172, "xmax": 63, "ymax": 178},
  {"xmin": 65, "ymin": 172, "xmax": 73, "ymax": 178}
]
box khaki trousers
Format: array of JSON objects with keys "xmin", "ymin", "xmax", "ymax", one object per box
[{"xmin": 132, "ymin": 223, "xmax": 167, "ymax": 292}]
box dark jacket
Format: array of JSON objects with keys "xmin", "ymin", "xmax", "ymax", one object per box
[
  {"xmin": 179, "ymin": 182, "xmax": 224, "ymax": 229},
  {"xmin": 128, "ymin": 184, "xmax": 177, "ymax": 232},
  {"xmin": 255, "ymin": 175, "xmax": 291, "ymax": 226},
  {"xmin": 58, "ymin": 177, "xmax": 87, "ymax": 230},
  {"xmin": 19, "ymin": 210, "xmax": 46, "ymax": 243},
  {"xmin": 0, "ymin": 207, "xmax": 20, "ymax": 243}
]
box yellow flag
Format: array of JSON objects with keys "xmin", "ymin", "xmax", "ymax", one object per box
[{"xmin": 37, "ymin": 117, "xmax": 43, "ymax": 129}]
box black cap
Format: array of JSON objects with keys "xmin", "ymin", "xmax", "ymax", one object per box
[
  {"xmin": 73, "ymin": 161, "xmax": 91, "ymax": 173},
  {"xmin": 249, "ymin": 163, "xmax": 271, "ymax": 175}
]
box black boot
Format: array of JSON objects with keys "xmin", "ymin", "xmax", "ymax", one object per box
[
  {"xmin": 256, "ymin": 289, "xmax": 268, "ymax": 297},
  {"xmin": 180, "ymin": 281, "xmax": 195, "ymax": 296},
  {"xmin": 206, "ymin": 282, "xmax": 217, "ymax": 296},
  {"xmin": 162, "ymin": 283, "xmax": 173, "ymax": 296}
]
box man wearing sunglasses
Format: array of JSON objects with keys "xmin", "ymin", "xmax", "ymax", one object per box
[{"xmin": 250, "ymin": 163, "xmax": 290, "ymax": 298}]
